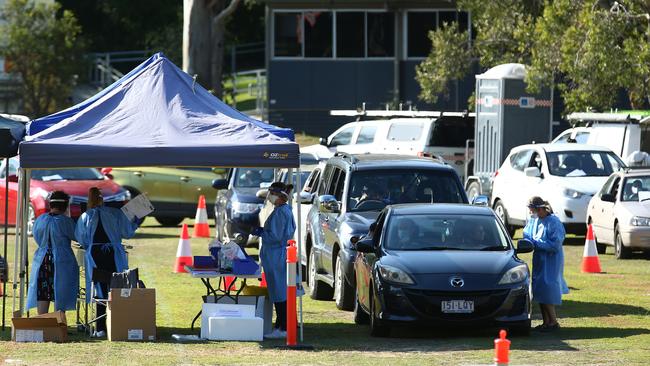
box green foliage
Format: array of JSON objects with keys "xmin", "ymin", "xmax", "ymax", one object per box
[
  {"xmin": 418, "ymin": 0, "xmax": 650, "ymax": 113},
  {"xmin": 0, "ymin": 0, "xmax": 83, "ymax": 117}
]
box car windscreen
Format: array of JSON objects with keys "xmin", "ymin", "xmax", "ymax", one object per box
[
  {"xmin": 622, "ymin": 176, "xmax": 650, "ymax": 201},
  {"xmin": 233, "ymin": 168, "xmax": 275, "ymax": 188},
  {"xmin": 31, "ymin": 168, "xmax": 104, "ymax": 181},
  {"xmin": 384, "ymin": 214, "xmax": 510, "ymax": 251},
  {"xmin": 348, "ymin": 169, "xmax": 465, "ymax": 212},
  {"xmin": 546, "ymin": 151, "xmax": 624, "ymax": 177},
  {"xmin": 428, "ymin": 116, "xmax": 474, "ymax": 148}
]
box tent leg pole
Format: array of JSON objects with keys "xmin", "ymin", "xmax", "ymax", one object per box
[
  {"xmin": 19, "ymin": 169, "xmax": 30, "ymax": 315},
  {"xmin": 2, "ymin": 158, "xmax": 8, "ymax": 330},
  {"xmin": 295, "ymin": 166, "xmax": 304, "ymax": 342},
  {"xmin": 12, "ymin": 167, "xmax": 24, "ymax": 315}
]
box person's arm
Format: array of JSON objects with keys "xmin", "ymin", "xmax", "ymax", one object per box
[
  {"xmin": 65, "ymin": 218, "xmax": 77, "ymax": 242},
  {"xmin": 532, "ymin": 218, "xmax": 565, "ymax": 253},
  {"xmin": 75, "ymin": 214, "xmax": 89, "ymax": 249},
  {"xmin": 260, "ymin": 208, "xmax": 292, "ymax": 246},
  {"xmin": 117, "ymin": 208, "xmax": 138, "ymax": 239}
]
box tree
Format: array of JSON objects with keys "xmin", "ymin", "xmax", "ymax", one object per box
[
  {"xmin": 0, "ymin": 0, "xmax": 83, "ymax": 117},
  {"xmin": 416, "ymin": 0, "xmax": 650, "ymax": 113},
  {"xmin": 183, "ymin": 0, "xmax": 243, "ymax": 97}
]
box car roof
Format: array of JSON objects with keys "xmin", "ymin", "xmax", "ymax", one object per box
[
  {"xmin": 513, "ymin": 143, "xmax": 614, "ymax": 153},
  {"xmin": 389, "ymin": 203, "xmax": 494, "ymax": 216},
  {"xmin": 333, "ymin": 154, "xmax": 454, "ymax": 171}
]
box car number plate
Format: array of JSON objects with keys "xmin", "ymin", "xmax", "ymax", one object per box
[{"xmin": 441, "ymin": 300, "xmax": 474, "ymax": 313}]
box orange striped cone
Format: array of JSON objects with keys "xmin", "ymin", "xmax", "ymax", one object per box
[
  {"xmin": 581, "ymin": 224, "xmax": 602, "ymax": 273},
  {"xmin": 193, "ymin": 195, "xmax": 211, "ymax": 238},
  {"xmin": 174, "ymin": 224, "xmax": 193, "ymax": 273},
  {"xmin": 259, "ymin": 272, "xmax": 267, "ymax": 288}
]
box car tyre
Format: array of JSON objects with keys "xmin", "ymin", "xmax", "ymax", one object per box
[
  {"xmin": 353, "ymin": 290, "xmax": 369, "ymax": 325},
  {"xmin": 614, "ymin": 225, "xmax": 631, "ymax": 259},
  {"xmin": 308, "ymin": 247, "xmax": 333, "ymax": 300},
  {"xmin": 466, "ymin": 181, "xmax": 480, "ymax": 201},
  {"xmin": 154, "ymin": 216, "xmax": 184, "ymax": 227},
  {"xmin": 493, "ymin": 200, "xmax": 516, "ymax": 237},
  {"xmin": 334, "ymin": 253, "xmax": 355, "ymax": 311},
  {"xmin": 369, "ymin": 287, "xmax": 390, "ymax": 337},
  {"xmin": 596, "ymin": 243, "xmax": 607, "ymax": 255}
]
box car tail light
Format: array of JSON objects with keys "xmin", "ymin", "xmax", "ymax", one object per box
[{"xmin": 494, "ymin": 170, "xmax": 499, "ymax": 177}]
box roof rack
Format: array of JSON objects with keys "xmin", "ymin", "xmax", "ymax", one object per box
[
  {"xmin": 624, "ymin": 166, "xmax": 650, "ymax": 172},
  {"xmin": 566, "ymin": 112, "xmax": 650, "ymax": 126},
  {"xmin": 330, "ymin": 102, "xmax": 474, "ymax": 120},
  {"xmin": 333, "ymin": 151, "xmax": 359, "ymax": 164}
]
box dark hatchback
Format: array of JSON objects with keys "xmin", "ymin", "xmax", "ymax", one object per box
[{"xmin": 352, "ymin": 204, "xmax": 533, "ymax": 337}]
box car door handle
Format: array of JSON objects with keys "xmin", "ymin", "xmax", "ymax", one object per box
[
  {"xmin": 180, "ymin": 176, "xmax": 191, "ymax": 182},
  {"xmin": 132, "ymin": 171, "xmax": 143, "ymax": 177}
]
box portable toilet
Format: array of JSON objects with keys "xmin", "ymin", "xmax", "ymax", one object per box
[{"xmin": 466, "ymin": 63, "xmax": 552, "ymax": 198}]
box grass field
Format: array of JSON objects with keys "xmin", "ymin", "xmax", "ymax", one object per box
[{"xmin": 1, "ymin": 221, "xmax": 650, "ymax": 365}]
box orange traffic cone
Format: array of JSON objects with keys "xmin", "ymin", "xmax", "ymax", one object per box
[
  {"xmin": 174, "ymin": 224, "xmax": 193, "ymax": 273},
  {"xmin": 259, "ymin": 272, "xmax": 267, "ymax": 288},
  {"xmin": 581, "ymin": 224, "xmax": 602, "ymax": 273},
  {"xmin": 193, "ymin": 195, "xmax": 211, "ymax": 238}
]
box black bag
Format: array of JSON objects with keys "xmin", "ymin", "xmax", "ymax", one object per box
[
  {"xmin": 110, "ymin": 267, "xmax": 141, "ymax": 289},
  {"xmin": 0, "ymin": 255, "xmax": 7, "ymax": 282}
]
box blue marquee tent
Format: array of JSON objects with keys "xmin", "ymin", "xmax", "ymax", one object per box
[{"xmin": 19, "ymin": 53, "xmax": 299, "ymax": 168}]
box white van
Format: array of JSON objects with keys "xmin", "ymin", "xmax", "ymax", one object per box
[
  {"xmin": 553, "ymin": 112, "xmax": 650, "ymax": 160},
  {"xmin": 320, "ymin": 113, "xmax": 475, "ymax": 178}
]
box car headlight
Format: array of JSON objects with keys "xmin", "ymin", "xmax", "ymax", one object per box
[
  {"xmin": 563, "ymin": 188, "xmax": 584, "ymax": 199},
  {"xmin": 232, "ymin": 202, "xmax": 260, "ymax": 214},
  {"xmin": 498, "ymin": 265, "xmax": 529, "ymax": 285},
  {"xmin": 114, "ymin": 191, "xmax": 131, "ymax": 201},
  {"xmin": 378, "ymin": 264, "xmax": 415, "ymax": 285},
  {"xmin": 630, "ymin": 216, "xmax": 650, "ymax": 226}
]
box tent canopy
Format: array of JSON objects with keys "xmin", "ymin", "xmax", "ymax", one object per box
[
  {"xmin": 19, "ymin": 53, "xmax": 299, "ymax": 169},
  {"xmin": 0, "ymin": 117, "xmax": 26, "ymax": 158}
]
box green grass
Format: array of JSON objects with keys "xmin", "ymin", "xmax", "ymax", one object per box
[{"xmin": 2, "ymin": 223, "xmax": 650, "ymax": 365}]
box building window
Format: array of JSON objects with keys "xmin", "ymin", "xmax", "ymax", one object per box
[
  {"xmin": 304, "ymin": 12, "xmax": 333, "ymax": 58},
  {"xmin": 336, "ymin": 12, "xmax": 364, "ymax": 58},
  {"xmin": 406, "ymin": 11, "xmax": 470, "ymax": 59},
  {"xmin": 367, "ymin": 12, "xmax": 394, "ymax": 57},
  {"xmin": 274, "ymin": 12, "xmax": 302, "ymax": 57}
]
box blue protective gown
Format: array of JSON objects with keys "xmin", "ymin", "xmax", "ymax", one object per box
[
  {"xmin": 523, "ymin": 214, "xmax": 569, "ymax": 305},
  {"xmin": 75, "ymin": 206, "xmax": 138, "ymax": 303},
  {"xmin": 259, "ymin": 203, "xmax": 296, "ymax": 303},
  {"xmin": 26, "ymin": 213, "xmax": 78, "ymax": 311}
]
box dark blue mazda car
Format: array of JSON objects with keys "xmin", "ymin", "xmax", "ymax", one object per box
[{"xmin": 352, "ymin": 203, "xmax": 533, "ymax": 337}]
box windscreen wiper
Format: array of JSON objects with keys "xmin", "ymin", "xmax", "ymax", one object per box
[
  {"xmin": 480, "ymin": 246, "xmax": 508, "ymax": 251},
  {"xmin": 415, "ymin": 246, "xmax": 466, "ymax": 251}
]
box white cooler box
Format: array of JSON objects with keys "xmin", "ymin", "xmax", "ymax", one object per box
[
  {"xmin": 202, "ymin": 295, "xmax": 273, "ymax": 338},
  {"xmin": 201, "ymin": 303, "xmax": 263, "ymax": 341}
]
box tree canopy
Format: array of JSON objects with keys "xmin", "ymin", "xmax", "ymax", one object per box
[
  {"xmin": 0, "ymin": 0, "xmax": 83, "ymax": 118},
  {"xmin": 416, "ymin": 0, "xmax": 650, "ymax": 113}
]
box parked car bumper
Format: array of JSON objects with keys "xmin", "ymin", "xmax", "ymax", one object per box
[
  {"xmin": 549, "ymin": 195, "xmax": 591, "ymax": 234},
  {"xmin": 620, "ymin": 226, "xmax": 650, "ymax": 248},
  {"xmin": 375, "ymin": 281, "xmax": 531, "ymax": 328}
]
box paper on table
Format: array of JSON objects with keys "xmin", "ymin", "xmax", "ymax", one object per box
[{"xmin": 121, "ymin": 193, "xmax": 155, "ymax": 221}]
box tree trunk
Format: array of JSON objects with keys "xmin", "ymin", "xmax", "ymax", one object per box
[
  {"xmin": 210, "ymin": 20, "xmax": 226, "ymax": 98},
  {"xmin": 183, "ymin": 0, "xmax": 212, "ymax": 87}
]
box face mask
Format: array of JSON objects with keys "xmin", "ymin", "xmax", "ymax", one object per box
[
  {"xmin": 529, "ymin": 212, "xmax": 538, "ymax": 220},
  {"xmin": 269, "ymin": 194, "xmax": 279, "ymax": 205}
]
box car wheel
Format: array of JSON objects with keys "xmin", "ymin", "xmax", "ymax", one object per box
[
  {"xmin": 27, "ymin": 204, "xmax": 35, "ymax": 237},
  {"xmin": 334, "ymin": 253, "xmax": 355, "ymax": 311},
  {"xmin": 508, "ymin": 320, "xmax": 531, "ymax": 337},
  {"xmin": 614, "ymin": 225, "xmax": 631, "ymax": 259},
  {"xmin": 493, "ymin": 200, "xmax": 516, "ymax": 237},
  {"xmin": 466, "ymin": 181, "xmax": 480, "ymax": 201},
  {"xmin": 369, "ymin": 286, "xmax": 390, "ymax": 337},
  {"xmin": 308, "ymin": 247, "xmax": 333, "ymax": 300},
  {"xmin": 154, "ymin": 216, "xmax": 184, "ymax": 227},
  {"xmin": 353, "ymin": 290, "xmax": 369, "ymax": 325},
  {"xmin": 596, "ymin": 243, "xmax": 607, "ymax": 255}
]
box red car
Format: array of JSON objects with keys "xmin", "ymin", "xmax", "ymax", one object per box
[{"xmin": 0, "ymin": 158, "xmax": 130, "ymax": 233}]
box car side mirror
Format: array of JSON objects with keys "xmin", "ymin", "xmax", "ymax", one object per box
[
  {"xmin": 516, "ymin": 239, "xmax": 534, "ymax": 254},
  {"xmin": 212, "ymin": 178, "xmax": 228, "ymax": 190},
  {"xmin": 297, "ymin": 191, "xmax": 313, "ymax": 204},
  {"xmin": 600, "ymin": 193, "xmax": 616, "ymax": 203},
  {"xmin": 524, "ymin": 167, "xmax": 542, "ymax": 178},
  {"xmin": 319, "ymin": 137, "xmax": 328, "ymax": 146},
  {"xmin": 471, "ymin": 195, "xmax": 489, "ymax": 206},
  {"xmin": 256, "ymin": 189, "xmax": 268, "ymax": 199},
  {"xmin": 7, "ymin": 174, "xmax": 18, "ymax": 183},
  {"xmin": 318, "ymin": 195, "xmax": 340, "ymax": 214},
  {"xmin": 353, "ymin": 237, "xmax": 375, "ymax": 253}
]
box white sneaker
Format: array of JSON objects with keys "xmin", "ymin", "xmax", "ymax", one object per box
[
  {"xmin": 92, "ymin": 330, "xmax": 106, "ymax": 338},
  {"xmin": 264, "ymin": 328, "xmax": 286, "ymax": 339}
]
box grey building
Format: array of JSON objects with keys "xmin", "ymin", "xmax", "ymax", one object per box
[{"xmin": 265, "ymin": 0, "xmax": 475, "ymax": 136}]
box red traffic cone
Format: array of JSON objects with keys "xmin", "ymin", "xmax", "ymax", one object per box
[
  {"xmin": 174, "ymin": 224, "xmax": 193, "ymax": 273},
  {"xmin": 193, "ymin": 195, "xmax": 211, "ymax": 238},
  {"xmin": 259, "ymin": 272, "xmax": 267, "ymax": 288},
  {"xmin": 581, "ymin": 224, "xmax": 602, "ymax": 273}
]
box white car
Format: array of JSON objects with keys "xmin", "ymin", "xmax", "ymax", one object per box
[
  {"xmin": 587, "ymin": 168, "xmax": 650, "ymax": 259},
  {"xmin": 491, "ymin": 143, "xmax": 625, "ymax": 235},
  {"xmin": 319, "ymin": 114, "xmax": 474, "ymax": 179}
]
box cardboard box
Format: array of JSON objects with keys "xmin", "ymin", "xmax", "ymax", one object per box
[
  {"xmin": 12, "ymin": 311, "xmax": 68, "ymax": 343},
  {"xmin": 202, "ymin": 295, "xmax": 273, "ymax": 338},
  {"xmin": 107, "ymin": 288, "xmax": 156, "ymax": 341}
]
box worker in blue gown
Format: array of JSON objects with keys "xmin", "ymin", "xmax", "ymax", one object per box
[
  {"xmin": 75, "ymin": 187, "xmax": 139, "ymax": 338},
  {"xmin": 26, "ymin": 191, "xmax": 78, "ymax": 314},
  {"xmin": 523, "ymin": 196, "xmax": 569, "ymax": 332},
  {"xmin": 252, "ymin": 182, "xmax": 296, "ymax": 340}
]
